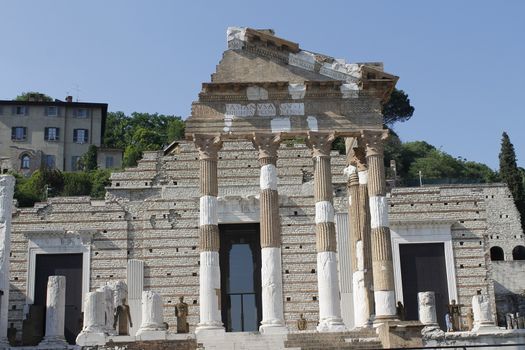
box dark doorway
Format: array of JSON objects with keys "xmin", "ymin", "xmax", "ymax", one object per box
[
  {"xmin": 34, "ymin": 254, "xmax": 83, "ymax": 344},
  {"xmin": 219, "ymin": 223, "xmax": 262, "ymax": 332},
  {"xmin": 399, "ymin": 243, "xmax": 449, "ymax": 330}
]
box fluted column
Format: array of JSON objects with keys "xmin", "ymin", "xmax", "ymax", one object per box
[
  {"xmin": 362, "ymin": 130, "xmax": 396, "ymax": 320},
  {"xmin": 306, "ymin": 132, "xmax": 346, "ymax": 332},
  {"xmin": 252, "ymin": 133, "xmax": 287, "ymax": 333},
  {"xmin": 355, "ymin": 147, "xmax": 375, "ymax": 323},
  {"xmin": 195, "ymin": 134, "xmax": 224, "ymax": 332},
  {"xmin": 0, "ymin": 176, "xmax": 14, "ymax": 348}
]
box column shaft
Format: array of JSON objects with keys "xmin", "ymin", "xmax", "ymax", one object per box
[
  {"xmin": 0, "ymin": 175, "xmax": 14, "ymax": 346},
  {"xmin": 252, "ymin": 133, "xmax": 286, "ymax": 333},
  {"xmin": 363, "ymin": 131, "xmax": 396, "ymax": 320},
  {"xmin": 195, "ymin": 135, "xmax": 223, "ymax": 332},
  {"xmin": 307, "ymin": 132, "xmax": 345, "ymax": 332},
  {"xmin": 39, "ymin": 276, "xmax": 68, "ymax": 347}
]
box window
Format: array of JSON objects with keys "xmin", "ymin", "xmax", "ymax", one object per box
[
  {"xmin": 11, "ymin": 127, "xmax": 27, "ymax": 141},
  {"xmin": 490, "ymin": 246, "xmax": 504, "ymax": 261},
  {"xmin": 45, "ymin": 127, "xmax": 60, "ymax": 141},
  {"xmin": 45, "ymin": 155, "xmax": 56, "ymax": 168},
  {"xmin": 21, "ymin": 155, "xmax": 30, "ymax": 169},
  {"xmin": 71, "ymin": 156, "xmax": 81, "ymax": 171},
  {"xmin": 13, "ymin": 106, "xmax": 28, "ymax": 115},
  {"xmin": 105, "ymin": 156, "xmax": 114, "ymax": 168},
  {"xmin": 46, "ymin": 106, "xmax": 58, "ymax": 117},
  {"xmin": 74, "ymin": 108, "xmax": 88, "ymax": 118},
  {"xmin": 512, "ymin": 246, "xmax": 525, "ymax": 260},
  {"xmin": 73, "ymin": 129, "xmax": 88, "ymax": 144}
]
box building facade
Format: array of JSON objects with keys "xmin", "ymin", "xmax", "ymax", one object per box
[{"xmin": 0, "ymin": 97, "xmax": 119, "ymax": 174}]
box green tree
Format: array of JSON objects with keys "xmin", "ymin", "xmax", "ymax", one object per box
[
  {"xmin": 80, "ymin": 145, "xmax": 98, "ymax": 171},
  {"xmin": 62, "ymin": 172, "xmax": 92, "ymax": 196},
  {"xmin": 499, "ymin": 132, "xmax": 525, "ymax": 228},
  {"xmin": 382, "ymin": 88, "xmax": 415, "ymax": 125},
  {"xmin": 15, "ymin": 91, "xmax": 53, "ymax": 102},
  {"xmin": 89, "ymin": 169, "xmax": 111, "ymax": 199}
]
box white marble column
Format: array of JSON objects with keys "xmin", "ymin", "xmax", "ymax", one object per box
[
  {"xmin": 136, "ymin": 291, "xmax": 167, "ymax": 340},
  {"xmin": 306, "ymin": 132, "xmax": 346, "ymax": 332},
  {"xmin": 252, "ymin": 134, "xmax": 287, "ymax": 334},
  {"xmin": 76, "ymin": 291, "xmax": 106, "ymax": 346},
  {"xmin": 0, "ymin": 175, "xmax": 14, "ymax": 348},
  {"xmin": 363, "ymin": 131, "xmax": 397, "ymax": 320},
  {"xmin": 472, "ymin": 294, "xmax": 496, "ymax": 332},
  {"xmin": 97, "ymin": 284, "xmax": 116, "ymax": 335},
  {"xmin": 418, "ymin": 292, "xmax": 438, "ymax": 326},
  {"xmin": 127, "ymin": 259, "xmax": 143, "ymax": 336},
  {"xmin": 39, "ymin": 275, "xmax": 68, "ymax": 347},
  {"xmin": 195, "ymin": 135, "xmax": 224, "ymax": 333}
]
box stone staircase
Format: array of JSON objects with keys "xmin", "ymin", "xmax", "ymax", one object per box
[
  {"xmin": 284, "ymin": 329, "xmax": 383, "ymax": 350},
  {"xmin": 196, "ymin": 329, "xmax": 382, "ymax": 350}
]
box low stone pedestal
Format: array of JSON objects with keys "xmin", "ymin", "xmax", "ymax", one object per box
[
  {"xmin": 135, "ymin": 291, "xmax": 167, "ymax": 341},
  {"xmin": 473, "ymin": 294, "xmax": 499, "ymax": 333},
  {"xmin": 76, "ymin": 291, "xmax": 107, "ymax": 346},
  {"xmin": 376, "ymin": 320, "xmax": 424, "ymax": 348}
]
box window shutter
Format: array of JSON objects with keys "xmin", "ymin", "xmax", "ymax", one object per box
[
  {"xmin": 84, "ymin": 129, "xmax": 89, "ymax": 142},
  {"xmin": 73, "ymin": 129, "xmax": 78, "ymax": 142},
  {"xmin": 57, "ymin": 107, "xmax": 61, "ymax": 117},
  {"xmin": 25, "ymin": 107, "xmax": 29, "ymax": 116},
  {"xmin": 56, "ymin": 128, "xmax": 60, "ymax": 139},
  {"xmin": 11, "ymin": 127, "xmax": 15, "ymax": 139},
  {"xmin": 23, "ymin": 127, "xmax": 27, "ymax": 139},
  {"xmin": 45, "ymin": 127, "xmax": 49, "ymax": 139}
]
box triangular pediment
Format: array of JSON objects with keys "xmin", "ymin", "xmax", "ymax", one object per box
[{"xmin": 185, "ymin": 27, "xmax": 398, "ymax": 139}]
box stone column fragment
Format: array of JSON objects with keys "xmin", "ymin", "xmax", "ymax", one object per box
[
  {"xmin": 97, "ymin": 285, "xmax": 116, "ymax": 335},
  {"xmin": 127, "ymin": 259, "xmax": 143, "ymax": 336},
  {"xmin": 418, "ymin": 292, "xmax": 438, "ymax": 326},
  {"xmin": 306, "ymin": 132, "xmax": 346, "ymax": 332},
  {"xmin": 39, "ymin": 276, "xmax": 68, "ymax": 348},
  {"xmin": 472, "ymin": 294, "xmax": 496, "ymax": 332},
  {"xmin": 252, "ymin": 133, "xmax": 286, "ymax": 333},
  {"xmin": 194, "ymin": 134, "xmax": 224, "ymax": 333},
  {"xmin": 0, "ymin": 175, "xmax": 14, "ymax": 348},
  {"xmin": 136, "ymin": 291, "xmax": 167, "ymax": 340},
  {"xmin": 363, "ymin": 130, "xmax": 397, "ymax": 320},
  {"xmin": 76, "ymin": 291, "xmax": 106, "ymax": 346}
]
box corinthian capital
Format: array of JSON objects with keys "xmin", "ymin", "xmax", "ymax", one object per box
[
  {"xmin": 306, "ymin": 132, "xmax": 335, "ymax": 158},
  {"xmin": 194, "ymin": 134, "xmax": 223, "ymax": 160},
  {"xmin": 252, "ymin": 133, "xmax": 282, "ymax": 165},
  {"xmin": 361, "ymin": 130, "xmax": 388, "ymax": 158}
]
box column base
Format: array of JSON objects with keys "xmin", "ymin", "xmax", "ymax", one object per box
[
  {"xmin": 195, "ymin": 324, "xmax": 225, "ymax": 336},
  {"xmin": 38, "ymin": 335, "xmax": 69, "ymax": 349},
  {"xmin": 0, "ymin": 338, "xmax": 10, "ymax": 350},
  {"xmin": 259, "ymin": 323, "xmax": 288, "ymax": 334},
  {"xmin": 317, "ymin": 318, "xmax": 347, "ymax": 333},
  {"xmin": 472, "ymin": 323, "xmax": 499, "ymax": 333},
  {"xmin": 76, "ymin": 331, "xmax": 107, "ymax": 346},
  {"xmin": 136, "ymin": 329, "xmax": 167, "ymax": 341}
]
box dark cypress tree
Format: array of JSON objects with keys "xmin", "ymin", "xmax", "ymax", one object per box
[{"xmin": 499, "ymin": 132, "xmax": 525, "ymax": 230}]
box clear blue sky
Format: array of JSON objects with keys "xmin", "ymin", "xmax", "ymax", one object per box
[{"xmin": 1, "ymin": 1, "xmax": 524, "ymax": 169}]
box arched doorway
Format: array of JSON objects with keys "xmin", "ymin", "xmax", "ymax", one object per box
[{"xmin": 490, "ymin": 246, "xmax": 504, "ymax": 261}]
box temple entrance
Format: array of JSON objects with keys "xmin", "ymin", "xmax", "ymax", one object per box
[
  {"xmin": 219, "ymin": 223, "xmax": 262, "ymax": 332},
  {"xmin": 34, "ymin": 254, "xmax": 83, "ymax": 344},
  {"xmin": 400, "ymin": 243, "xmax": 449, "ymax": 330}
]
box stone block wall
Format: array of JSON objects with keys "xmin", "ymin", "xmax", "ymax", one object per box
[{"xmin": 8, "ymin": 139, "xmax": 525, "ymax": 338}]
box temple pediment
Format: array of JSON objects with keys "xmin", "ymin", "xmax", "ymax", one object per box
[{"xmin": 185, "ymin": 27, "xmax": 397, "ymax": 140}]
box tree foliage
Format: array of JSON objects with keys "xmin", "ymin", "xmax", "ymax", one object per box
[
  {"xmin": 80, "ymin": 145, "xmax": 98, "ymax": 171},
  {"xmin": 382, "ymin": 88, "xmax": 415, "ymax": 125},
  {"xmin": 104, "ymin": 112, "xmax": 184, "ymax": 167},
  {"xmin": 13, "ymin": 168, "xmax": 111, "ymax": 207},
  {"xmin": 15, "ymin": 91, "xmax": 53, "ymax": 102},
  {"xmin": 499, "ymin": 132, "xmax": 525, "ymax": 228}
]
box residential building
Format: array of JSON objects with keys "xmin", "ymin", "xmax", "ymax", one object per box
[{"xmin": 0, "ymin": 97, "xmax": 121, "ymax": 174}]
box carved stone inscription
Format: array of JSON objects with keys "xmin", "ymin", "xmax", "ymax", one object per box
[{"xmin": 225, "ymin": 102, "xmax": 304, "ymax": 117}]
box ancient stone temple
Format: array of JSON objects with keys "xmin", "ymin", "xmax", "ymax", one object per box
[{"xmin": 2, "ymin": 28, "xmax": 525, "ymax": 349}]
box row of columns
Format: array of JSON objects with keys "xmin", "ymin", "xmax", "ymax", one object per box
[
  {"xmin": 193, "ymin": 130, "xmax": 396, "ymax": 333},
  {"xmin": 346, "ymin": 132, "xmax": 397, "ymax": 325}
]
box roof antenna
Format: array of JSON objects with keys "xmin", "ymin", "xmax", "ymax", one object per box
[{"xmin": 73, "ymin": 84, "xmax": 81, "ymax": 102}]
